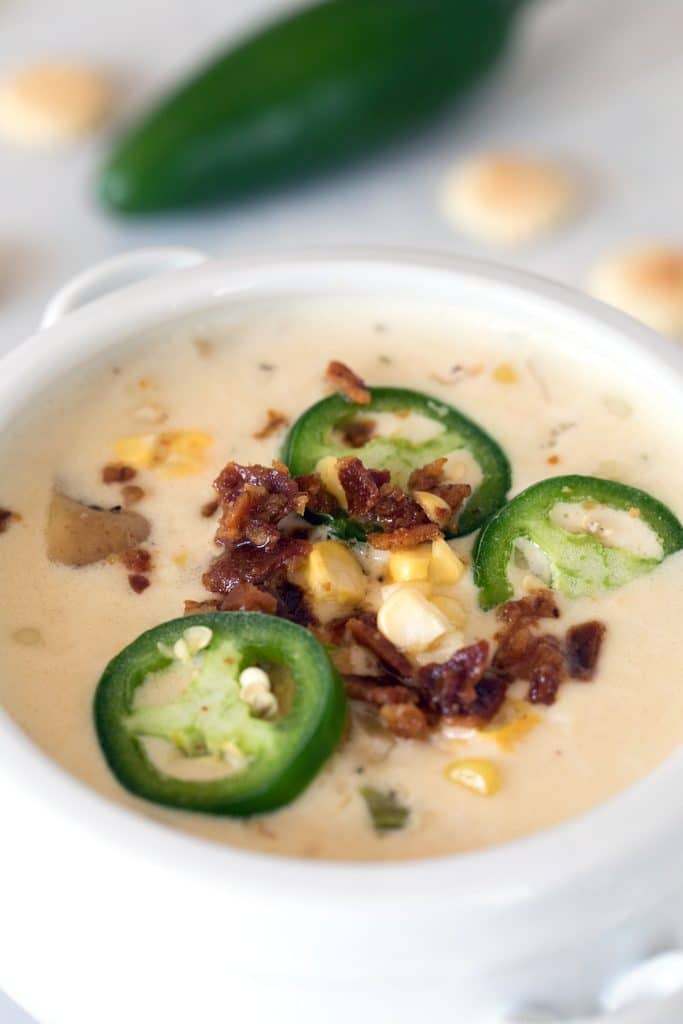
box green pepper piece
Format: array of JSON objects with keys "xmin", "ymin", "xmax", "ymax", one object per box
[
  {"xmin": 361, "ymin": 786, "xmax": 410, "ymax": 833},
  {"xmin": 282, "ymin": 387, "xmax": 511, "ymax": 537},
  {"xmin": 474, "ymin": 475, "xmax": 683, "ymax": 609},
  {"xmin": 97, "ymin": 0, "xmax": 524, "ymax": 214},
  {"xmin": 94, "ymin": 612, "xmax": 347, "ymax": 817}
]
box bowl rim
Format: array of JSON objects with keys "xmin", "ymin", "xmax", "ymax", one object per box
[{"xmin": 1, "ymin": 245, "xmax": 682, "ymax": 910}]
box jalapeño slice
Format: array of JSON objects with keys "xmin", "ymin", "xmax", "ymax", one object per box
[
  {"xmin": 94, "ymin": 612, "xmax": 347, "ymax": 816},
  {"xmin": 282, "ymin": 387, "xmax": 511, "ymax": 536},
  {"xmin": 474, "ymin": 475, "xmax": 683, "ymax": 609}
]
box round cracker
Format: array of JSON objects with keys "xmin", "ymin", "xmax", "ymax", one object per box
[
  {"xmin": 0, "ymin": 62, "xmax": 110, "ymax": 147},
  {"xmin": 441, "ymin": 152, "xmax": 574, "ymax": 246},
  {"xmin": 591, "ymin": 244, "xmax": 683, "ymax": 339}
]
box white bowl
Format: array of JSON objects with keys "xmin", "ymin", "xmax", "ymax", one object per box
[{"xmin": 1, "ymin": 248, "xmax": 683, "ymax": 1024}]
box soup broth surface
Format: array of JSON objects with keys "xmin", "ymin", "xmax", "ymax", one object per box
[{"xmin": 1, "ymin": 296, "xmax": 682, "ymax": 860}]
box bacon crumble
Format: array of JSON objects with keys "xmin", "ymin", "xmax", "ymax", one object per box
[
  {"xmin": 0, "ymin": 508, "xmax": 16, "ymax": 533},
  {"xmin": 121, "ymin": 484, "xmax": 145, "ymax": 507},
  {"xmin": 201, "ymin": 498, "xmax": 219, "ymax": 518},
  {"xmin": 368, "ymin": 523, "xmax": 441, "ymax": 551},
  {"xmin": 121, "ymin": 547, "xmax": 153, "ymax": 573},
  {"xmin": 340, "ymin": 418, "xmax": 377, "ymax": 448},
  {"xmin": 347, "ymin": 617, "xmax": 414, "ymax": 679},
  {"xmin": 566, "ymin": 620, "xmax": 606, "ymax": 680},
  {"xmin": 344, "ymin": 676, "xmax": 417, "ymax": 706},
  {"xmin": 102, "ymin": 463, "xmax": 137, "ymax": 484},
  {"xmin": 379, "ymin": 703, "xmax": 429, "ymax": 739},
  {"xmin": 128, "ymin": 573, "xmax": 150, "ymax": 594},
  {"xmin": 253, "ymin": 408, "xmax": 290, "ymax": 440},
  {"xmin": 325, "ymin": 360, "xmax": 371, "ymax": 405}
]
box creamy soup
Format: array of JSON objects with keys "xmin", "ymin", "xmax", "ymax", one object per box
[{"xmin": 1, "ymin": 296, "xmax": 682, "ymax": 861}]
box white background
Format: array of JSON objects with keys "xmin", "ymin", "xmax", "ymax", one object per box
[{"xmin": 1, "ymin": 0, "xmax": 682, "ymax": 1020}]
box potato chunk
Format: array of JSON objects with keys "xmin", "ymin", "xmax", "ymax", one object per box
[{"xmin": 47, "ymin": 492, "xmax": 150, "ymax": 566}]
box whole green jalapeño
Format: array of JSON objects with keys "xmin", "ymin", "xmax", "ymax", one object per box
[
  {"xmin": 94, "ymin": 612, "xmax": 347, "ymax": 816},
  {"xmin": 474, "ymin": 475, "xmax": 683, "ymax": 609},
  {"xmin": 282, "ymin": 386, "xmax": 511, "ymax": 537}
]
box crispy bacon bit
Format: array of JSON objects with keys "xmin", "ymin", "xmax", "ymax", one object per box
[
  {"xmin": 492, "ymin": 590, "xmax": 568, "ymax": 705},
  {"xmin": 416, "ymin": 641, "xmax": 507, "ymax": 724},
  {"xmin": 336, "ymin": 457, "xmax": 384, "ymax": 515},
  {"xmin": 120, "ymin": 547, "xmax": 152, "ymax": 573},
  {"xmin": 203, "ymin": 538, "xmax": 311, "ymax": 592},
  {"xmin": 213, "ymin": 462, "xmax": 306, "ymax": 549},
  {"xmin": 368, "ymin": 523, "xmax": 441, "ymax": 551},
  {"xmin": 295, "ymin": 474, "xmax": 339, "ymax": 517},
  {"xmin": 184, "ymin": 598, "xmax": 222, "ymax": 616},
  {"xmin": 340, "ymin": 418, "xmax": 377, "ymax": 448},
  {"xmin": 347, "ymin": 617, "xmax": 414, "ymax": 679},
  {"xmin": 366, "ymin": 483, "xmax": 433, "ymax": 533},
  {"xmin": 431, "ymin": 482, "xmax": 472, "ymax": 517},
  {"xmin": 128, "ymin": 573, "xmax": 150, "ymax": 594},
  {"xmin": 274, "ymin": 580, "xmax": 313, "ymax": 626},
  {"xmin": 567, "ymin": 620, "xmax": 606, "ymax": 681},
  {"xmin": 408, "ymin": 458, "xmax": 472, "ymax": 528},
  {"xmin": 496, "ymin": 589, "xmax": 560, "ymax": 628},
  {"xmin": 344, "ymin": 676, "xmax": 417, "ymax": 706},
  {"xmin": 0, "ymin": 508, "xmax": 15, "ymax": 533},
  {"xmin": 214, "ymin": 583, "xmax": 278, "ymax": 615},
  {"xmin": 201, "ymin": 498, "xmax": 219, "ymax": 518},
  {"xmin": 102, "ymin": 463, "xmax": 136, "ymax": 484},
  {"xmin": 121, "ymin": 484, "xmax": 145, "ymax": 507},
  {"xmin": 253, "ymin": 408, "xmax": 290, "ymax": 440},
  {"xmin": 408, "ymin": 458, "xmax": 448, "ymax": 492},
  {"xmin": 380, "ymin": 703, "xmax": 429, "ymax": 739},
  {"xmin": 325, "ymin": 360, "xmax": 371, "ymax": 405},
  {"xmin": 526, "ymin": 635, "xmax": 566, "ymax": 705}
]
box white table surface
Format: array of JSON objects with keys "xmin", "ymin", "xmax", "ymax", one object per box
[{"xmin": 1, "ymin": 0, "xmax": 682, "ymax": 1021}]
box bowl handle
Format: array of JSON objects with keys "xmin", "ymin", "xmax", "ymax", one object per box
[
  {"xmin": 40, "ymin": 247, "xmax": 208, "ymax": 329},
  {"xmin": 506, "ymin": 949, "xmax": 683, "ymax": 1022}
]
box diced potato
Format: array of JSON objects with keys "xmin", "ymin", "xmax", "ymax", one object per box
[
  {"xmin": 445, "ymin": 758, "xmax": 501, "ymax": 797},
  {"xmin": 412, "ymin": 490, "xmax": 452, "ymax": 527},
  {"xmin": 316, "ymin": 455, "xmax": 348, "ymax": 509},
  {"xmin": 47, "ymin": 492, "xmax": 150, "ymax": 566},
  {"xmin": 429, "ymin": 538, "xmax": 465, "ymax": 585},
  {"xmin": 430, "ymin": 594, "xmax": 467, "ymax": 628},
  {"xmin": 377, "ymin": 586, "xmax": 450, "ymax": 653},
  {"xmin": 388, "ymin": 543, "xmax": 432, "ymax": 583},
  {"xmin": 300, "ymin": 540, "xmax": 367, "ymax": 622}
]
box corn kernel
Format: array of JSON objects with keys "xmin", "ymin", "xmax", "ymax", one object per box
[
  {"xmin": 413, "ymin": 629, "xmax": 465, "ymax": 666},
  {"xmin": 445, "ymin": 758, "xmax": 501, "ymax": 796},
  {"xmin": 429, "ymin": 538, "xmax": 465, "ymax": 586},
  {"xmin": 412, "ymin": 490, "xmax": 452, "ymax": 526},
  {"xmin": 316, "ymin": 456, "xmax": 348, "ymax": 510},
  {"xmin": 156, "ymin": 431, "xmax": 213, "ymax": 478},
  {"xmin": 493, "ymin": 363, "xmax": 518, "ymax": 384},
  {"xmin": 301, "ymin": 540, "xmax": 367, "ymax": 621},
  {"xmin": 113, "ymin": 430, "xmax": 213, "ymax": 477},
  {"xmin": 381, "ymin": 580, "xmax": 433, "ymax": 602},
  {"xmin": 377, "ymin": 586, "xmax": 450, "ymax": 653},
  {"xmin": 388, "ymin": 544, "xmax": 432, "ymax": 583},
  {"xmin": 113, "ymin": 434, "xmax": 156, "ymax": 468},
  {"xmin": 483, "ymin": 699, "xmax": 540, "ymax": 752},
  {"xmin": 430, "ymin": 594, "xmax": 467, "ymax": 628}
]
